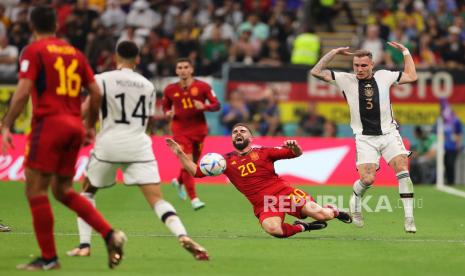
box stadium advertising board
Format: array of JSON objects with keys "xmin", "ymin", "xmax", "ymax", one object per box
[
  {"xmin": 0, "ymin": 135, "xmax": 406, "ymax": 186},
  {"xmin": 226, "ymin": 66, "xmax": 465, "ymax": 125}
]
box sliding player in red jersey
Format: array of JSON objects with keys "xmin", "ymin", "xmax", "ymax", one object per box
[
  {"xmin": 1, "ymin": 5, "xmax": 125, "ymax": 270},
  {"xmin": 162, "ymin": 58, "xmax": 220, "ymax": 210},
  {"xmin": 167, "ymin": 123, "xmax": 352, "ymax": 238}
]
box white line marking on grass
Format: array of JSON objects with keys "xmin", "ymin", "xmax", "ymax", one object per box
[
  {"xmin": 437, "ymin": 186, "xmax": 465, "ymax": 199},
  {"xmin": 6, "ymin": 232, "xmax": 465, "ymax": 244}
]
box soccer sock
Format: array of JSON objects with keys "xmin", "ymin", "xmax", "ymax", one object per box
[
  {"xmin": 181, "ymin": 169, "xmax": 196, "ymax": 200},
  {"xmin": 154, "ymin": 200, "xmax": 187, "ymax": 237},
  {"xmin": 77, "ymin": 192, "xmax": 95, "ymax": 245},
  {"xmin": 397, "ymin": 171, "xmax": 414, "ymax": 218},
  {"xmin": 279, "ymin": 223, "xmax": 304, "ymax": 238},
  {"xmin": 61, "ymin": 191, "xmax": 112, "ymax": 239},
  {"xmin": 353, "ymin": 179, "xmax": 371, "ymax": 197},
  {"xmin": 28, "ymin": 195, "xmax": 57, "ymax": 260}
]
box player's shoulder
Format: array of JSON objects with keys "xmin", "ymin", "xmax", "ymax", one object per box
[
  {"xmin": 164, "ymin": 82, "xmax": 179, "ymax": 92},
  {"xmin": 374, "ymin": 69, "xmax": 397, "ymax": 76},
  {"xmin": 193, "ymin": 79, "xmax": 211, "ymax": 89}
]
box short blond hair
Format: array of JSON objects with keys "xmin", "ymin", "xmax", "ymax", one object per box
[{"xmin": 353, "ymin": 50, "xmax": 373, "ymax": 59}]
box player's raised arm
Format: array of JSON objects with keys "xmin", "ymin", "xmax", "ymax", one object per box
[
  {"xmin": 166, "ymin": 138, "xmax": 198, "ymax": 176},
  {"xmin": 387, "ymin": 41, "xmax": 417, "ymax": 84},
  {"xmin": 310, "ymin": 47, "xmax": 353, "ymax": 83},
  {"xmin": 284, "ymin": 140, "xmax": 302, "ymax": 157}
]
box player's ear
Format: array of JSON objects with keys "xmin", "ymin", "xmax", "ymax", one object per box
[{"xmin": 135, "ymin": 56, "xmax": 141, "ymax": 65}]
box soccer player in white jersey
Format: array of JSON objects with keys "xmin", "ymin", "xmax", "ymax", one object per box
[
  {"xmin": 310, "ymin": 42, "xmax": 418, "ymax": 233},
  {"xmin": 66, "ymin": 41, "xmax": 209, "ymax": 260}
]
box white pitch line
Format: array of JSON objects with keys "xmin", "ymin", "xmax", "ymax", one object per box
[
  {"xmin": 437, "ymin": 186, "xmax": 465, "ymax": 199},
  {"xmin": 4, "ymin": 232, "xmax": 465, "ymax": 244}
]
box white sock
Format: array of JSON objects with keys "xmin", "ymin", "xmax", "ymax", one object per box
[
  {"xmin": 397, "ymin": 171, "xmax": 414, "ymax": 218},
  {"xmin": 154, "ymin": 200, "xmax": 187, "ymax": 237},
  {"xmin": 77, "ymin": 192, "xmax": 95, "ymax": 245},
  {"xmin": 353, "ymin": 180, "xmax": 370, "ymax": 197}
]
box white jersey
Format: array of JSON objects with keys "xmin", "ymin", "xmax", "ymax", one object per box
[
  {"xmin": 331, "ymin": 70, "xmax": 402, "ymax": 135},
  {"xmin": 93, "ymin": 68, "xmax": 155, "ymax": 162}
]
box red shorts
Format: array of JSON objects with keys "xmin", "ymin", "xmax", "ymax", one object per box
[
  {"xmin": 256, "ymin": 186, "xmax": 315, "ymax": 224},
  {"xmin": 25, "ymin": 115, "xmax": 84, "ymax": 176},
  {"xmin": 173, "ymin": 134, "xmax": 206, "ymax": 160}
]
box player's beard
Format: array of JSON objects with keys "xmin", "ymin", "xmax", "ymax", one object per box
[{"xmin": 233, "ymin": 138, "xmax": 250, "ymax": 151}]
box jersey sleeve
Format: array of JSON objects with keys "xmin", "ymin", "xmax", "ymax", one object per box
[
  {"xmin": 379, "ymin": 70, "xmax": 402, "ymax": 86},
  {"xmin": 266, "ymin": 146, "xmax": 296, "ymax": 161},
  {"xmin": 161, "ymin": 86, "xmax": 172, "ymax": 113},
  {"xmin": 18, "ymin": 46, "xmax": 40, "ymax": 81},
  {"xmin": 194, "ymin": 165, "xmax": 207, "ymax": 178},
  {"xmin": 330, "ymin": 71, "xmax": 348, "ymax": 89},
  {"xmin": 203, "ymin": 84, "xmax": 221, "ymax": 112}
]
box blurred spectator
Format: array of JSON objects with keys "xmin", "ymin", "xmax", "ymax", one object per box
[
  {"xmin": 424, "ymin": 15, "xmax": 447, "ymax": 51},
  {"xmin": 243, "ymin": 0, "xmax": 272, "ymax": 15},
  {"xmin": 7, "ymin": 20, "xmax": 29, "ymax": 53},
  {"xmin": 385, "ymin": 26, "xmax": 414, "ymax": 68},
  {"xmin": 9, "ymin": 0, "xmax": 31, "ymax": 23},
  {"xmin": 0, "ymin": 4, "xmax": 11, "ymax": 31},
  {"xmin": 157, "ymin": 44, "xmax": 177, "ymax": 76},
  {"xmin": 433, "ymin": 0, "xmax": 455, "ymax": 30},
  {"xmin": 126, "ymin": 0, "xmax": 161, "ymax": 32},
  {"xmin": 365, "ymin": 7, "xmax": 391, "ymax": 42},
  {"xmin": 117, "ymin": 25, "xmax": 145, "ymax": 48},
  {"xmin": 149, "ymin": 92, "xmax": 170, "ymax": 135},
  {"xmin": 317, "ymin": 0, "xmax": 357, "ymax": 32},
  {"xmin": 295, "ymin": 102, "xmax": 326, "ymax": 137},
  {"xmin": 413, "ymin": 32, "xmax": 442, "ymax": 69},
  {"xmin": 200, "ymin": 15, "xmax": 235, "ymax": 42},
  {"xmin": 323, "ymin": 120, "xmax": 338, "ymax": 137},
  {"xmin": 360, "ymin": 25, "xmax": 385, "ymax": 66},
  {"xmin": 410, "ymin": 126, "xmax": 437, "ymax": 184},
  {"xmin": 259, "ymin": 35, "xmax": 290, "ymax": 66},
  {"xmin": 436, "ymin": 99, "xmax": 463, "ymax": 184},
  {"xmin": 220, "ymin": 91, "xmax": 250, "ymax": 135},
  {"xmin": 439, "ymin": 26, "xmax": 465, "ymax": 69},
  {"xmin": 291, "ymin": 28, "xmax": 320, "ymax": 66},
  {"xmin": 160, "ymin": 1, "xmax": 181, "ymax": 37},
  {"xmin": 65, "ymin": 0, "xmax": 99, "ymax": 51},
  {"xmin": 175, "ymin": 27, "xmax": 199, "ymax": 58},
  {"xmin": 237, "ymin": 13, "xmax": 270, "ymax": 43},
  {"xmin": 53, "ymin": 0, "xmax": 73, "ymax": 36},
  {"xmin": 216, "ymin": 0, "xmax": 243, "ymax": 28},
  {"xmin": 100, "ymin": 0, "xmax": 127, "ymax": 37},
  {"xmin": 201, "ymin": 27, "xmax": 228, "ymax": 74},
  {"xmin": 86, "ymin": 24, "xmax": 115, "ymax": 72},
  {"xmin": 252, "ymin": 89, "xmax": 282, "ymax": 136},
  {"xmin": 0, "ymin": 34, "xmax": 18, "ymax": 79},
  {"xmin": 228, "ymin": 28, "xmax": 260, "ymax": 64}
]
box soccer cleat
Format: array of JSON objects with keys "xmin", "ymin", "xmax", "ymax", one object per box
[
  {"xmin": 66, "ymin": 244, "xmax": 91, "ymax": 257},
  {"xmin": 172, "ymin": 178, "xmax": 187, "ymax": 200},
  {"xmin": 0, "ymin": 222, "xmax": 11, "ymax": 232},
  {"xmin": 16, "ymin": 257, "xmax": 61, "ymax": 271},
  {"xmin": 349, "ymin": 194, "xmax": 364, "ymax": 227},
  {"xmin": 404, "ymin": 217, "xmax": 417, "ymax": 233},
  {"xmin": 336, "ymin": 211, "xmax": 353, "ymax": 224},
  {"xmin": 178, "ymin": 236, "xmax": 209, "ymax": 261},
  {"xmin": 106, "ymin": 230, "xmax": 127, "ymax": 269},
  {"xmin": 294, "ymin": 220, "xmax": 328, "ymax": 231},
  {"xmin": 191, "ymin": 198, "xmax": 206, "ymax": 211}
]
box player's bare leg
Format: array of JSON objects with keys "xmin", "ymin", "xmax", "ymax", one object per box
[
  {"xmin": 302, "ymin": 201, "xmax": 352, "ymax": 224},
  {"xmin": 139, "ymin": 184, "xmax": 209, "ymax": 260},
  {"xmin": 17, "ymin": 168, "xmax": 61, "ymax": 270},
  {"xmin": 180, "ymin": 152, "xmax": 205, "ymax": 210},
  {"xmin": 389, "ymin": 154, "xmax": 416, "ymax": 233},
  {"xmin": 350, "ymin": 164, "xmax": 376, "ymax": 227},
  {"xmin": 67, "ymin": 177, "xmax": 98, "ymax": 257}
]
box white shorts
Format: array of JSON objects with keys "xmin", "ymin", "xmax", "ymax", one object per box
[
  {"xmin": 355, "ymin": 130, "xmax": 410, "ymax": 166},
  {"xmin": 86, "ymin": 154, "xmax": 161, "ymax": 188}
]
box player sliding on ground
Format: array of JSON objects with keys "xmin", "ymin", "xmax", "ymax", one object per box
[
  {"xmin": 66, "ymin": 41, "xmax": 208, "ymax": 261},
  {"xmin": 167, "ymin": 123, "xmax": 352, "ymax": 238}
]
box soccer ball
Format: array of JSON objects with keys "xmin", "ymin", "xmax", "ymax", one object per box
[{"xmin": 199, "ymin": 153, "xmax": 226, "ymax": 176}]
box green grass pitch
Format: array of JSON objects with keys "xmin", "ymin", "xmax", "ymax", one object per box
[{"xmin": 1, "ymin": 182, "xmax": 464, "ymax": 275}]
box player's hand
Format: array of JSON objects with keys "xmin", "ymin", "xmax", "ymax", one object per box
[
  {"xmin": 83, "ymin": 128, "xmax": 95, "ymax": 146},
  {"xmin": 387, "ymin": 41, "xmax": 407, "ymax": 51},
  {"xmin": 1, "ymin": 126, "xmax": 14, "ymax": 154},
  {"xmin": 193, "ymin": 100, "xmax": 205, "ymax": 110},
  {"xmin": 332, "ymin": 47, "xmax": 353, "ymax": 56},
  {"xmin": 166, "ymin": 138, "xmax": 183, "ymax": 155},
  {"xmin": 165, "ymin": 110, "xmax": 174, "ymax": 120},
  {"xmin": 283, "ymin": 140, "xmax": 302, "ymax": 156}
]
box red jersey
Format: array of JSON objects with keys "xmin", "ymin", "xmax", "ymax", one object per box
[
  {"xmin": 162, "ymin": 79, "xmax": 220, "ymax": 136},
  {"xmin": 18, "ymin": 37, "xmax": 95, "ymax": 118},
  {"xmin": 195, "ymin": 146, "xmax": 297, "ymax": 211}
]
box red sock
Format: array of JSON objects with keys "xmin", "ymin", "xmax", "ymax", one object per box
[
  {"xmin": 28, "ymin": 195, "xmax": 57, "ymax": 260},
  {"xmin": 181, "ymin": 169, "xmax": 196, "ymax": 200},
  {"xmin": 280, "ymin": 223, "xmax": 303, "ymax": 238},
  {"xmin": 62, "ymin": 191, "xmax": 112, "ymax": 239}
]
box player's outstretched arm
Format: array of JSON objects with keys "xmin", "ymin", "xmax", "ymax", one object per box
[
  {"xmin": 166, "ymin": 138, "xmax": 198, "ymax": 176},
  {"xmin": 310, "ymin": 47, "xmax": 353, "ymax": 83},
  {"xmin": 387, "ymin": 41, "xmax": 417, "ymax": 84},
  {"xmin": 1, "ymin": 79, "xmax": 33, "ymax": 153},
  {"xmin": 283, "ymin": 140, "xmax": 303, "ymax": 157}
]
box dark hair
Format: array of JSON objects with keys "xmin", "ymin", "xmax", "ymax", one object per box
[
  {"xmin": 353, "ymin": 49, "xmax": 373, "ymax": 59},
  {"xmin": 175, "ymin": 58, "xmax": 193, "ymax": 67},
  {"xmin": 232, "ymin": 123, "xmax": 253, "ymax": 135},
  {"xmin": 116, "ymin": 41, "xmax": 139, "ymax": 59},
  {"xmin": 30, "ymin": 5, "xmax": 56, "ymax": 34}
]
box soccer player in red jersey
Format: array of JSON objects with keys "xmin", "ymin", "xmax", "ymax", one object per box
[
  {"xmin": 1, "ymin": 5, "xmax": 125, "ymax": 270},
  {"xmin": 167, "ymin": 123, "xmax": 352, "ymax": 238},
  {"xmin": 162, "ymin": 58, "xmax": 220, "ymax": 210}
]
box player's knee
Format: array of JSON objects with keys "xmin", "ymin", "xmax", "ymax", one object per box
[
  {"xmin": 360, "ymin": 175, "xmax": 375, "ymax": 186},
  {"xmin": 262, "ymin": 223, "xmax": 283, "ymax": 237}
]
